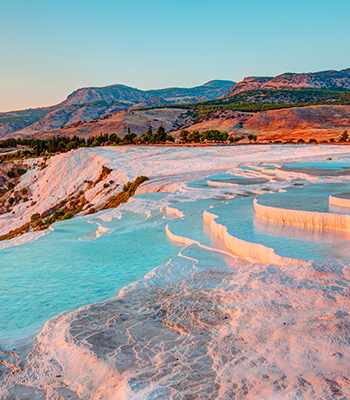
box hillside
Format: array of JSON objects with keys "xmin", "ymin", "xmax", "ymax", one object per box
[
  {"xmin": 220, "ymin": 68, "xmax": 350, "ymax": 98},
  {"xmin": 33, "ymin": 108, "xmax": 195, "ymax": 139},
  {"xmin": 25, "ymin": 104, "xmax": 350, "ymax": 144},
  {"xmin": 171, "ymin": 105, "xmax": 350, "ymax": 143},
  {"xmin": 0, "ymin": 80, "xmax": 234, "ymax": 138}
]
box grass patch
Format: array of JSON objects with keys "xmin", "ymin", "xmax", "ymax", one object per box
[{"xmin": 103, "ymin": 176, "xmax": 149, "ymax": 209}]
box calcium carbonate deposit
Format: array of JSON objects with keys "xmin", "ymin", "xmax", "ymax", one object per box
[{"xmin": 1, "ymin": 145, "xmax": 350, "ymax": 399}]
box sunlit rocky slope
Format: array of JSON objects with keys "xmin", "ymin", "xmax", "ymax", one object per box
[{"xmin": 0, "ymin": 80, "xmax": 234, "ymax": 138}]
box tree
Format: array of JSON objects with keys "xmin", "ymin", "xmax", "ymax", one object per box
[
  {"xmin": 58, "ymin": 142, "xmax": 67, "ymax": 152},
  {"xmin": 221, "ymin": 131, "xmax": 229, "ymax": 141},
  {"xmin": 339, "ymin": 130, "xmax": 349, "ymax": 142},
  {"xmin": 155, "ymin": 126, "xmax": 166, "ymax": 143},
  {"xmin": 66, "ymin": 141, "xmax": 77, "ymax": 151},
  {"xmin": 247, "ymin": 134, "xmax": 257, "ymax": 143},
  {"xmin": 166, "ymin": 134, "xmax": 175, "ymax": 143},
  {"xmin": 35, "ymin": 139, "xmax": 41, "ymax": 156},
  {"xmin": 229, "ymin": 135, "xmax": 241, "ymax": 143},
  {"xmin": 179, "ymin": 130, "xmax": 190, "ymax": 143},
  {"xmin": 188, "ymin": 130, "xmax": 201, "ymax": 143},
  {"xmin": 123, "ymin": 132, "xmax": 137, "ymax": 144},
  {"xmin": 108, "ymin": 133, "xmax": 118, "ymax": 143}
]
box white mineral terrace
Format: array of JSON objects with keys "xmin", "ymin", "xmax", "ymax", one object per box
[
  {"xmin": 2, "ymin": 145, "xmax": 350, "ymax": 399},
  {"xmin": 254, "ymin": 197, "xmax": 350, "ymax": 232},
  {"xmin": 329, "ymin": 193, "xmax": 350, "ymax": 209}
]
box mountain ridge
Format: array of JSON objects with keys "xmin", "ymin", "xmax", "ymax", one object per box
[
  {"xmin": 220, "ymin": 68, "xmax": 350, "ymax": 98},
  {"xmin": 0, "ymin": 80, "xmax": 235, "ymax": 138}
]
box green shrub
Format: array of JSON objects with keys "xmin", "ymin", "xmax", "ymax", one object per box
[
  {"xmin": 103, "ymin": 183, "xmax": 109, "ymax": 188},
  {"xmin": 17, "ymin": 168, "xmax": 26, "ymax": 176},
  {"xmin": 7, "ymin": 170, "xmax": 15, "ymax": 178},
  {"xmin": 7, "ymin": 182, "xmax": 15, "ymax": 191},
  {"xmin": 62, "ymin": 212, "xmax": 73, "ymax": 220},
  {"xmin": 20, "ymin": 187, "xmax": 28, "ymax": 196},
  {"xmin": 166, "ymin": 134, "xmax": 175, "ymax": 143},
  {"xmin": 8, "ymin": 197, "xmax": 14, "ymax": 206},
  {"xmin": 108, "ymin": 133, "xmax": 118, "ymax": 143},
  {"xmin": 66, "ymin": 141, "xmax": 77, "ymax": 150},
  {"xmin": 52, "ymin": 210, "xmax": 65, "ymax": 221},
  {"xmin": 229, "ymin": 135, "xmax": 241, "ymax": 143},
  {"xmin": 31, "ymin": 213, "xmax": 41, "ymax": 222},
  {"xmin": 123, "ymin": 132, "xmax": 137, "ymax": 144},
  {"xmin": 248, "ymin": 134, "xmax": 257, "ymax": 143}
]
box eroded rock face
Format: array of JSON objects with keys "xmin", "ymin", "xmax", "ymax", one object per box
[{"xmin": 221, "ymin": 68, "xmax": 350, "ymax": 98}]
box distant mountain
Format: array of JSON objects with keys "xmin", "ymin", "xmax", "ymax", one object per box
[
  {"xmin": 64, "ymin": 80, "xmax": 235, "ymax": 106},
  {"xmin": 130, "ymin": 97, "xmax": 171, "ymax": 109},
  {"xmin": 0, "ymin": 80, "xmax": 235, "ymax": 138},
  {"xmin": 220, "ymin": 68, "xmax": 350, "ymax": 98}
]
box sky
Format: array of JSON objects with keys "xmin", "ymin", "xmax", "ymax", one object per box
[{"xmin": 0, "ymin": 0, "xmax": 349, "ymax": 111}]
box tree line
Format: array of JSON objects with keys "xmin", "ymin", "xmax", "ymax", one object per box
[
  {"xmin": 179, "ymin": 129, "xmax": 242, "ymax": 143},
  {"xmin": 0, "ymin": 126, "xmax": 176, "ymax": 159}
]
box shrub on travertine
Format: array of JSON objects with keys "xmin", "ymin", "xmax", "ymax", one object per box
[
  {"xmin": 20, "ymin": 187, "xmax": 28, "ymax": 196},
  {"xmin": 103, "ymin": 176, "xmax": 149, "ymax": 210},
  {"xmin": 95, "ymin": 166, "xmax": 112, "ymax": 185},
  {"xmin": 62, "ymin": 212, "xmax": 73, "ymax": 220},
  {"xmin": 17, "ymin": 168, "xmax": 26, "ymax": 176},
  {"xmin": 31, "ymin": 213, "xmax": 41, "ymax": 222}
]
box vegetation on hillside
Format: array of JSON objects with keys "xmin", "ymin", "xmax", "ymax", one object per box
[
  {"xmin": 139, "ymin": 88, "xmax": 350, "ymax": 121},
  {"xmin": 0, "ymin": 108, "xmax": 54, "ymax": 125}
]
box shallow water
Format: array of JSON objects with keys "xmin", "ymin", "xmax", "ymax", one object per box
[
  {"xmin": 1, "ymin": 148, "xmax": 350, "ymax": 399},
  {"xmin": 0, "ymin": 205, "xmax": 180, "ymax": 340},
  {"xmin": 257, "ymin": 182, "xmax": 350, "ymax": 213},
  {"xmin": 211, "ymin": 196, "xmax": 350, "ymax": 261},
  {"xmin": 1, "ymin": 162, "xmax": 350, "ymax": 340}
]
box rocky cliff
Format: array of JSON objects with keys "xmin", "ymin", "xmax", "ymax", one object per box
[{"xmin": 221, "ymin": 68, "xmax": 350, "ymax": 98}]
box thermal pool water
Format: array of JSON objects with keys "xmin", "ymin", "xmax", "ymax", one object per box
[{"xmin": 1, "ymin": 145, "xmax": 350, "ymax": 399}]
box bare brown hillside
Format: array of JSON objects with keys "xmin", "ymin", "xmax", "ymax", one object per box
[
  {"xmin": 34, "ymin": 108, "xmax": 195, "ymax": 139},
  {"xmin": 171, "ymin": 105, "xmax": 350, "ymax": 143}
]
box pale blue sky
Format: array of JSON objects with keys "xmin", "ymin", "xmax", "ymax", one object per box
[{"xmin": 1, "ymin": 0, "xmax": 349, "ymax": 111}]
